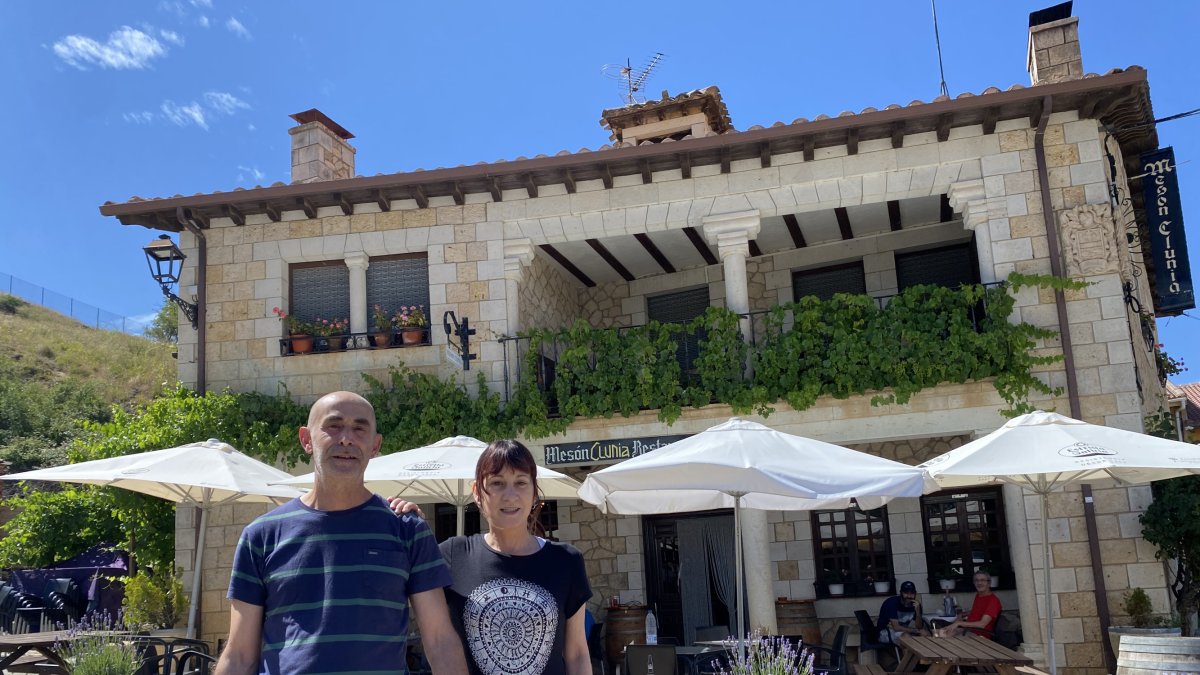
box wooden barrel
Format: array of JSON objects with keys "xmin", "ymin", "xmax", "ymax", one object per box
[
  {"xmin": 1116, "ymin": 634, "xmax": 1200, "ymax": 675},
  {"xmin": 605, "ymin": 605, "xmax": 647, "ymax": 668},
  {"xmin": 776, "ymin": 599, "xmax": 821, "ymax": 647}
]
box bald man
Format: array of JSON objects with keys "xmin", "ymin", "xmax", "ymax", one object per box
[{"xmin": 217, "ymin": 391, "xmax": 468, "ymax": 675}]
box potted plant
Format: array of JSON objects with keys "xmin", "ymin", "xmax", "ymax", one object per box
[
  {"xmin": 122, "ymin": 566, "xmax": 189, "ymax": 634},
  {"xmin": 392, "ymin": 304, "xmax": 428, "ymax": 346},
  {"xmin": 1138, "ymin": 474, "xmax": 1200, "ymax": 636},
  {"xmin": 371, "ymin": 305, "xmax": 393, "ymax": 347},
  {"xmin": 312, "ymin": 317, "xmax": 349, "ymax": 351},
  {"xmin": 938, "ymin": 563, "xmax": 957, "ymax": 591},
  {"xmin": 824, "ymin": 569, "xmax": 845, "ymax": 597},
  {"xmin": 273, "ymin": 306, "xmax": 313, "ymax": 354},
  {"xmin": 872, "ymin": 574, "xmax": 891, "ymax": 595},
  {"xmin": 1106, "ymin": 587, "xmax": 1182, "ymax": 657}
]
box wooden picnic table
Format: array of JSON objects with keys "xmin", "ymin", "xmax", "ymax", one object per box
[
  {"xmin": 0, "ymin": 629, "xmax": 74, "ymax": 672},
  {"xmin": 896, "ymin": 633, "xmax": 1033, "ymax": 675}
]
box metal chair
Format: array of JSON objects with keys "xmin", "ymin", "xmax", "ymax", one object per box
[
  {"xmin": 693, "ymin": 625, "xmax": 729, "ymax": 643},
  {"xmin": 854, "ymin": 609, "xmax": 900, "ymax": 664},
  {"xmin": 810, "ymin": 625, "xmax": 847, "ymax": 675},
  {"xmin": 625, "ymin": 644, "xmax": 677, "ymax": 675}
]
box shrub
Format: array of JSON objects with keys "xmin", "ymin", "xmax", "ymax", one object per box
[
  {"xmin": 122, "ymin": 567, "xmax": 188, "ymax": 630},
  {"xmin": 1123, "ymin": 587, "xmax": 1153, "ymax": 628}
]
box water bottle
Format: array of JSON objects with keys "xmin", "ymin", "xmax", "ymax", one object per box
[
  {"xmin": 645, "ymin": 609, "xmax": 658, "ymax": 645},
  {"xmin": 942, "ymin": 593, "xmax": 955, "ymax": 618},
  {"xmin": 646, "ymin": 654, "xmax": 655, "ymax": 674}
]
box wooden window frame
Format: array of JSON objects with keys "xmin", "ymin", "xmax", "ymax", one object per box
[
  {"xmin": 810, "ymin": 504, "xmax": 894, "ymax": 599},
  {"xmin": 919, "ymin": 487, "xmax": 1013, "ymax": 593}
]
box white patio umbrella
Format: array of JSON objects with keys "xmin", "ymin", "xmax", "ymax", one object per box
[
  {"xmin": 917, "ymin": 410, "xmax": 1200, "ymax": 675},
  {"xmin": 1, "ymin": 438, "xmax": 305, "ymax": 638},
  {"xmin": 578, "ymin": 417, "xmax": 932, "ymax": 647},
  {"xmin": 274, "ymin": 436, "xmax": 584, "ymax": 535}
]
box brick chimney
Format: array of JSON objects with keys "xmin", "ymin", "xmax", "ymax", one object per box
[
  {"xmin": 1027, "ymin": 2, "xmax": 1083, "ymax": 85},
  {"xmin": 600, "ymin": 86, "xmax": 733, "ymax": 144},
  {"xmin": 289, "ymin": 109, "xmax": 356, "ymax": 184}
]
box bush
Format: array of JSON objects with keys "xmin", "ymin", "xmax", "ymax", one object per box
[
  {"xmin": 122, "ymin": 567, "xmax": 188, "ymax": 630},
  {"xmin": 1123, "ymin": 587, "xmax": 1153, "ymax": 628}
]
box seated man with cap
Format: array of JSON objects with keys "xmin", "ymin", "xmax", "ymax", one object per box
[{"xmin": 877, "ymin": 580, "xmax": 926, "ymax": 644}]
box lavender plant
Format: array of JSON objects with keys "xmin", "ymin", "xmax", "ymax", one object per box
[
  {"xmin": 54, "ymin": 612, "xmax": 141, "ymax": 675},
  {"xmin": 720, "ymin": 632, "xmax": 814, "ymax": 675}
]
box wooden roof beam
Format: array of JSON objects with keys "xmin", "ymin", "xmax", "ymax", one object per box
[
  {"xmin": 488, "ymin": 178, "xmax": 502, "ymax": 203},
  {"xmin": 891, "ymin": 121, "xmax": 906, "ymax": 149},
  {"xmin": 522, "ymin": 173, "xmax": 538, "ymax": 199},
  {"xmin": 183, "ymin": 208, "xmax": 209, "ymax": 229},
  {"xmin": 759, "ymin": 142, "xmax": 771, "ymax": 168},
  {"xmin": 299, "ymin": 197, "xmax": 317, "ymax": 219},
  {"xmin": 335, "ymin": 192, "xmax": 353, "ymax": 216},
  {"xmin": 374, "ymin": 190, "xmax": 391, "ymax": 212},
  {"xmin": 940, "ymin": 193, "xmax": 955, "ymax": 222},
  {"xmin": 264, "ymin": 202, "xmax": 281, "ymax": 223},
  {"xmin": 720, "ymin": 147, "xmax": 731, "ymax": 174},
  {"xmin": 782, "ymin": 214, "xmax": 807, "ymax": 248},
  {"xmin": 634, "ymin": 233, "xmax": 675, "ymax": 274},
  {"xmin": 803, "ymin": 137, "xmax": 815, "ymax": 162},
  {"xmin": 412, "ymin": 185, "xmax": 429, "ymax": 209},
  {"xmin": 563, "ymin": 169, "xmax": 577, "ymax": 194},
  {"xmin": 601, "ymin": 163, "xmax": 613, "ymax": 189},
  {"xmin": 887, "ymin": 199, "xmax": 903, "ymax": 231},
  {"xmin": 835, "ymin": 206, "xmax": 854, "ymax": 240},
  {"xmin": 639, "ymin": 159, "xmax": 652, "ymax": 184},
  {"xmin": 683, "ymin": 227, "xmax": 719, "ymax": 265},
  {"xmin": 678, "ymin": 153, "xmax": 691, "ymax": 179},
  {"xmin": 225, "ymin": 204, "xmax": 245, "ymax": 227},
  {"xmin": 846, "ymin": 128, "xmax": 859, "ymax": 156},
  {"xmin": 748, "ymin": 240, "xmax": 762, "ymax": 257},
  {"xmin": 936, "ymin": 113, "xmax": 953, "ymax": 142},
  {"xmin": 451, "ymin": 181, "xmax": 465, "ymax": 206},
  {"xmin": 587, "ymin": 238, "xmax": 635, "ymax": 282},
  {"xmin": 540, "ymin": 244, "xmax": 594, "ymax": 287},
  {"xmin": 982, "ymin": 108, "xmax": 998, "ymax": 135}
]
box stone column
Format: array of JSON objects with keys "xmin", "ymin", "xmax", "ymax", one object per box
[
  {"xmin": 345, "ymin": 252, "xmax": 369, "ymax": 335},
  {"xmin": 701, "ymin": 210, "xmax": 776, "ymax": 633},
  {"xmin": 948, "ymin": 179, "xmax": 1007, "ymax": 285},
  {"xmin": 1003, "ymin": 482, "xmax": 1047, "ymax": 666},
  {"xmin": 502, "ymin": 239, "xmax": 534, "ymax": 336}
]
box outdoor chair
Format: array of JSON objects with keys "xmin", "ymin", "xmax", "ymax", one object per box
[
  {"xmin": 171, "ymin": 649, "xmax": 216, "ymax": 675},
  {"xmin": 42, "ymin": 578, "xmax": 84, "ymax": 628},
  {"xmin": 587, "ymin": 621, "xmax": 606, "ymax": 675},
  {"xmin": 694, "ymin": 624, "xmax": 729, "ymax": 643},
  {"xmin": 810, "ymin": 625, "xmax": 847, "ymax": 675},
  {"xmin": 854, "ymin": 609, "xmax": 900, "ymax": 665},
  {"xmin": 695, "ymin": 649, "xmax": 732, "ymax": 675},
  {"xmin": 0, "ymin": 584, "xmax": 20, "ymax": 633},
  {"xmin": 625, "ymin": 644, "xmax": 677, "ymax": 675}
]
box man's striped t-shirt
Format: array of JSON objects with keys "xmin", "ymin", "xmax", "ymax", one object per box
[{"xmin": 228, "ymin": 494, "xmax": 451, "ymax": 675}]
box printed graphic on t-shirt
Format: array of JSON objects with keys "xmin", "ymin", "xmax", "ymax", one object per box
[{"xmin": 464, "ymin": 577, "xmax": 557, "ymax": 675}]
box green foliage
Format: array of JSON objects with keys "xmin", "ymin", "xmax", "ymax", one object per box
[
  {"xmin": 0, "ymin": 485, "xmax": 145, "ymax": 569},
  {"xmin": 1122, "ymin": 587, "xmax": 1154, "ymax": 628},
  {"xmin": 0, "ymin": 293, "xmax": 23, "ymax": 314},
  {"xmin": 1144, "ymin": 410, "xmax": 1180, "ymax": 440},
  {"xmin": 142, "ymin": 298, "xmax": 178, "ymax": 344},
  {"xmin": 122, "ymin": 567, "xmax": 189, "ymax": 630},
  {"xmin": 1140, "ymin": 475, "xmax": 1200, "ymax": 635},
  {"xmin": 60, "ymin": 614, "xmax": 142, "ymax": 675}
]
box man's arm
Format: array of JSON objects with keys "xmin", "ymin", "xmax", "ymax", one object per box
[
  {"xmin": 214, "ymin": 599, "xmax": 264, "ymax": 675},
  {"xmin": 563, "ymin": 605, "xmax": 591, "ymax": 675},
  {"xmin": 411, "ymin": 588, "xmax": 468, "ymax": 675}
]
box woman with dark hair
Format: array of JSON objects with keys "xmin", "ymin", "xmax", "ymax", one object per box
[{"xmin": 391, "ymin": 439, "xmax": 593, "ymax": 675}]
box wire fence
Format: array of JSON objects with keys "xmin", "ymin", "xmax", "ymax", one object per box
[{"xmin": 0, "ymin": 271, "xmax": 150, "ymax": 335}]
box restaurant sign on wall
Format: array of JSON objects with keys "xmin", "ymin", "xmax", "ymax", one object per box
[
  {"xmin": 543, "ymin": 434, "xmax": 690, "ymax": 467},
  {"xmin": 1140, "ymin": 147, "xmax": 1194, "ymax": 315}
]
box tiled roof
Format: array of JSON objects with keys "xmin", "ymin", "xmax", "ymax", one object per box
[{"xmin": 1170, "ymin": 381, "xmax": 1200, "ymax": 427}]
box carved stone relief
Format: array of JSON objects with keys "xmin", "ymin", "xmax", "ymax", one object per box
[{"xmin": 1059, "ymin": 203, "xmax": 1119, "ymax": 276}]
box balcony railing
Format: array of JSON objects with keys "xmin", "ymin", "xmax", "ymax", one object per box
[
  {"xmin": 278, "ymin": 327, "xmax": 431, "ymax": 356},
  {"xmin": 498, "ymin": 282, "xmax": 1019, "ymax": 420}
]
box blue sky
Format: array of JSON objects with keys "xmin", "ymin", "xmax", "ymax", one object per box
[{"xmin": 1, "ymin": 1, "xmax": 1197, "ymax": 384}]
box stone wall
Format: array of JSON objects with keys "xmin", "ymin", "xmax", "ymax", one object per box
[{"xmin": 518, "ymin": 253, "xmax": 579, "ymax": 332}]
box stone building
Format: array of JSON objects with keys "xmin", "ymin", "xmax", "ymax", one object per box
[{"xmin": 101, "ymin": 7, "xmax": 1187, "ymax": 674}]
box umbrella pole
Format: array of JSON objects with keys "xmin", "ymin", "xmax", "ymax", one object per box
[
  {"xmin": 1041, "ymin": 492, "xmax": 1056, "ymax": 675},
  {"xmin": 457, "ymin": 503, "xmax": 465, "ymax": 537},
  {"xmin": 187, "ymin": 506, "xmax": 209, "ymax": 640},
  {"xmin": 735, "ymin": 498, "xmax": 745, "ymax": 652}
]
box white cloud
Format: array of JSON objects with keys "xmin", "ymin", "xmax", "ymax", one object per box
[
  {"xmin": 53, "ymin": 26, "xmax": 167, "ymax": 70},
  {"xmin": 236, "ymin": 165, "xmax": 265, "ymax": 182},
  {"xmin": 190, "ymin": 0, "xmax": 213, "ymax": 7},
  {"xmin": 198, "ymin": 15, "xmax": 210, "ymax": 28},
  {"xmin": 247, "ymin": 123, "xmax": 256, "ymax": 131},
  {"xmin": 203, "ymin": 91, "xmax": 250, "ymax": 115},
  {"xmin": 159, "ymin": 29, "xmax": 184, "ymax": 46},
  {"xmin": 123, "ymin": 111, "xmax": 156, "ymax": 124},
  {"xmin": 161, "ymin": 100, "xmax": 208, "ymax": 130},
  {"xmin": 225, "ymin": 17, "xmax": 250, "ymax": 40}
]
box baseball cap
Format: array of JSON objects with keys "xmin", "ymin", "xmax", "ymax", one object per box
[{"xmin": 900, "ymin": 581, "xmax": 917, "ymax": 593}]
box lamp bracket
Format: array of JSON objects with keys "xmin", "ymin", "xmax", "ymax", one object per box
[{"xmin": 162, "ymin": 287, "xmax": 199, "ymax": 329}]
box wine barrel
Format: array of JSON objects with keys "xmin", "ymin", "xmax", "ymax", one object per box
[
  {"xmin": 1116, "ymin": 634, "xmax": 1200, "ymax": 675},
  {"xmin": 776, "ymin": 599, "xmax": 821, "ymax": 647},
  {"xmin": 605, "ymin": 605, "xmax": 647, "ymax": 671}
]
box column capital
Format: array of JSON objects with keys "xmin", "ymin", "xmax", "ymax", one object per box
[
  {"xmin": 344, "ymin": 251, "xmax": 369, "ymax": 270},
  {"xmin": 503, "ymin": 238, "xmax": 535, "ymax": 282},
  {"xmin": 702, "ymin": 210, "xmax": 760, "ymax": 259},
  {"xmin": 947, "ymin": 180, "xmax": 1007, "ymax": 231}
]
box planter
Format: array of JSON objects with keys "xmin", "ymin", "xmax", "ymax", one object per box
[
  {"xmin": 1108, "ymin": 626, "xmax": 1183, "ymax": 664},
  {"xmin": 400, "ymin": 327, "xmax": 424, "ymax": 345},
  {"xmin": 325, "ymin": 335, "xmax": 348, "ymax": 351},
  {"xmin": 827, "ymin": 583, "xmax": 845, "ymax": 596},
  {"xmin": 371, "ymin": 332, "xmax": 392, "ymax": 348},
  {"xmin": 1115, "ymin": 633, "xmax": 1199, "ymax": 675},
  {"xmin": 290, "ymin": 334, "xmax": 314, "ymax": 354},
  {"xmin": 939, "ymin": 579, "xmax": 957, "ymax": 591},
  {"xmin": 874, "ymin": 581, "xmax": 891, "ymax": 594}
]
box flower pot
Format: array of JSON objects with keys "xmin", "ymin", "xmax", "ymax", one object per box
[
  {"xmin": 827, "ymin": 583, "xmax": 845, "ymax": 596},
  {"xmin": 400, "ymin": 327, "xmax": 424, "ymax": 345},
  {"xmin": 874, "ymin": 581, "xmax": 891, "ymax": 594},
  {"xmin": 325, "ymin": 335, "xmax": 347, "ymax": 351},
  {"xmin": 939, "ymin": 579, "xmax": 957, "ymax": 591},
  {"xmin": 1107, "ymin": 625, "xmax": 1183, "ymax": 662},
  {"xmin": 290, "ymin": 334, "xmax": 314, "ymax": 354},
  {"xmin": 371, "ymin": 332, "xmax": 392, "ymax": 348}
]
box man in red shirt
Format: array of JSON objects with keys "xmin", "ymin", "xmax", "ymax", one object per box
[{"xmin": 943, "ymin": 571, "xmax": 1001, "ymax": 638}]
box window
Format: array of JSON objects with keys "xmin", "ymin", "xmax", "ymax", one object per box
[
  {"xmin": 434, "ymin": 503, "xmax": 481, "ymax": 543},
  {"xmin": 647, "ymin": 286, "xmax": 710, "ymax": 380},
  {"xmin": 895, "ymin": 241, "xmax": 978, "ymax": 290},
  {"xmin": 810, "ymin": 505, "xmax": 892, "ymax": 598},
  {"xmin": 792, "ymin": 261, "xmax": 866, "ymax": 301},
  {"xmin": 537, "ymin": 500, "xmax": 560, "ymax": 540},
  {"xmin": 920, "ymin": 488, "xmax": 1011, "ymax": 592},
  {"xmin": 289, "ymin": 260, "xmax": 350, "ymax": 326},
  {"xmin": 367, "ymin": 254, "xmax": 431, "ymax": 331}
]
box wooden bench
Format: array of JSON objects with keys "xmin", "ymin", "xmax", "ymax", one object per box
[
  {"xmin": 1014, "ymin": 666, "xmax": 1051, "ymax": 675},
  {"xmin": 3, "ymin": 651, "xmax": 65, "ymax": 674},
  {"xmin": 854, "ymin": 663, "xmax": 899, "ymax": 675}
]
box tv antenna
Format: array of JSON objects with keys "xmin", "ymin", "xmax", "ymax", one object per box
[{"xmin": 601, "ymin": 52, "xmax": 665, "ymax": 105}]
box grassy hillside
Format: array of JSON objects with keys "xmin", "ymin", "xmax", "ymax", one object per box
[{"xmin": 0, "ymin": 293, "xmax": 175, "ymax": 472}]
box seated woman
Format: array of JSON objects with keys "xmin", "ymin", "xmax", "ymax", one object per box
[{"xmin": 941, "ymin": 571, "xmax": 1001, "ymax": 638}]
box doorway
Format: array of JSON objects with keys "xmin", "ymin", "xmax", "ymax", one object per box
[{"xmin": 643, "ymin": 510, "xmax": 737, "ymax": 645}]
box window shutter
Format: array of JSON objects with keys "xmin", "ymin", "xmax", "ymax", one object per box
[
  {"xmin": 793, "ymin": 262, "xmax": 866, "ymax": 301},
  {"xmin": 291, "ymin": 263, "xmax": 350, "ymax": 325},
  {"xmin": 896, "ymin": 242, "xmax": 979, "ymax": 290},
  {"xmin": 366, "ymin": 255, "xmax": 431, "ymax": 316}
]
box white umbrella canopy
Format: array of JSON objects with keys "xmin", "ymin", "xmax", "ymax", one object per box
[
  {"xmin": 578, "ymin": 417, "xmax": 931, "ymax": 646},
  {"xmin": 917, "ymin": 410, "xmax": 1200, "ymax": 675},
  {"xmin": 274, "ymin": 436, "xmax": 584, "ymax": 535},
  {"xmin": 1, "ymin": 438, "xmax": 305, "ymax": 638}
]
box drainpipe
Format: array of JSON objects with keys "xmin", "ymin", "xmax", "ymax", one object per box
[
  {"xmin": 176, "ymin": 207, "xmax": 207, "ymax": 395},
  {"xmin": 1034, "ymin": 98, "xmax": 1115, "ymax": 673}
]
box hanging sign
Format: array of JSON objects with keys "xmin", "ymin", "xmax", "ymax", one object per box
[
  {"xmin": 1140, "ymin": 147, "xmax": 1195, "ymax": 315},
  {"xmin": 542, "ymin": 434, "xmax": 690, "ymax": 467}
]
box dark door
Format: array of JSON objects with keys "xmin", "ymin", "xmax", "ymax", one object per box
[
  {"xmin": 643, "ymin": 518, "xmax": 683, "ymax": 643},
  {"xmin": 643, "ymin": 511, "xmax": 736, "ymax": 645}
]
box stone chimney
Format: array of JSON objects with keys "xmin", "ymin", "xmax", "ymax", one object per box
[
  {"xmin": 1027, "ymin": 2, "xmax": 1083, "ymax": 85},
  {"xmin": 600, "ymin": 86, "xmax": 733, "ymax": 144},
  {"xmin": 289, "ymin": 109, "xmax": 356, "ymax": 184}
]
